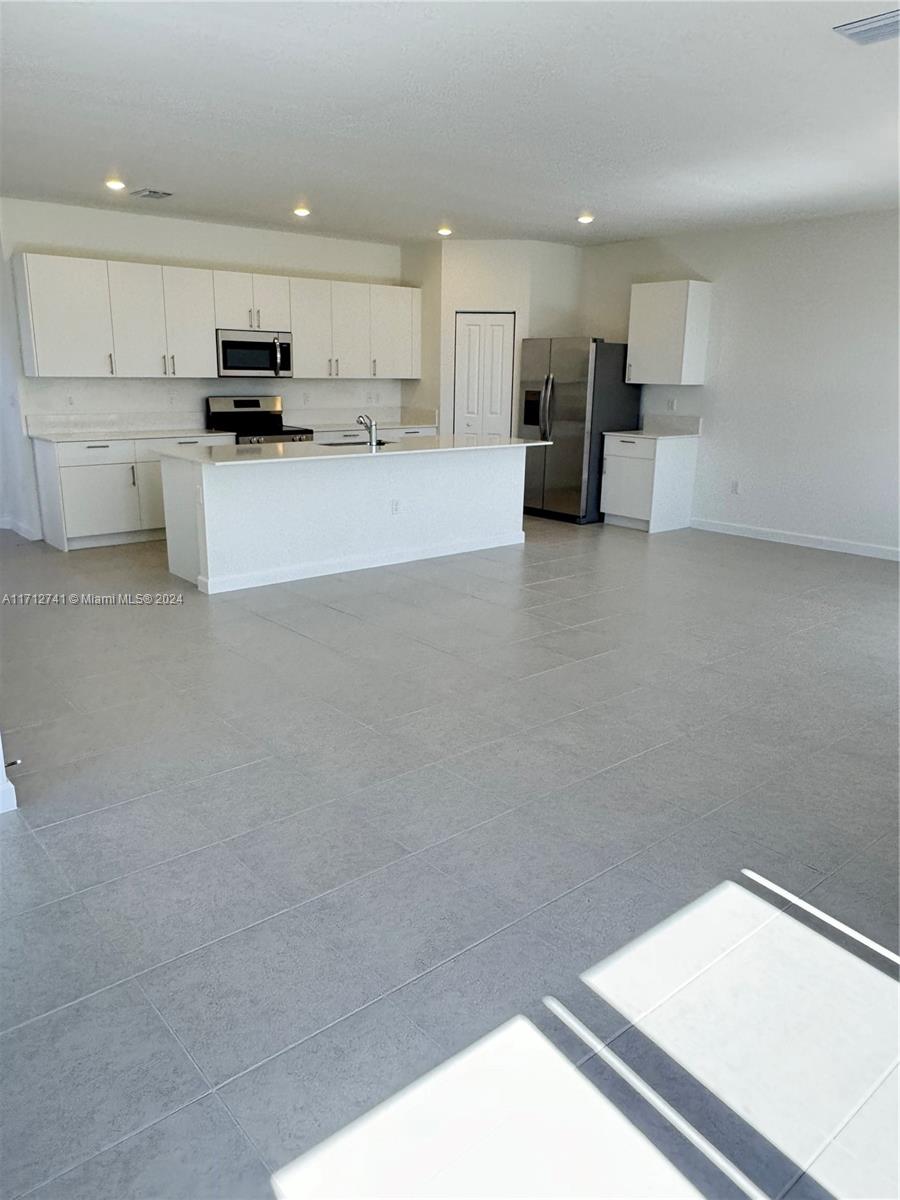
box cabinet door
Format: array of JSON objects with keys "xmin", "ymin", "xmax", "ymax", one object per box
[
  {"xmin": 251, "ymin": 275, "xmax": 291, "ymax": 331},
  {"xmin": 108, "ymin": 261, "xmax": 168, "ymax": 378},
  {"xmin": 289, "ymin": 278, "xmax": 333, "ymax": 378},
  {"xmin": 135, "ymin": 461, "xmax": 164, "ymax": 529},
  {"xmin": 330, "ymin": 282, "xmax": 371, "ymax": 378},
  {"xmin": 213, "ymin": 271, "xmax": 255, "ymax": 330},
  {"xmin": 602, "ymin": 455, "xmax": 654, "ymax": 520},
  {"xmin": 626, "ymin": 282, "xmax": 687, "ymax": 385},
  {"xmin": 162, "ymin": 266, "xmax": 217, "ymax": 378},
  {"xmin": 60, "ymin": 464, "xmax": 141, "ymax": 537},
  {"xmin": 370, "ymin": 285, "xmax": 412, "ymax": 378},
  {"xmin": 23, "ymin": 255, "xmax": 114, "ymax": 377}
]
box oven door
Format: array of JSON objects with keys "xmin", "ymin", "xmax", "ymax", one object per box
[{"xmin": 216, "ymin": 330, "xmax": 293, "ymax": 377}]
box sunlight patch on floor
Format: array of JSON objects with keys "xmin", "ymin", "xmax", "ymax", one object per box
[
  {"xmin": 271, "ymin": 1016, "xmax": 705, "ymax": 1199},
  {"xmin": 582, "ymin": 880, "xmax": 900, "ymax": 1192}
]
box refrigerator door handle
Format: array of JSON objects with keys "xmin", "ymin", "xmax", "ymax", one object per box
[
  {"xmin": 537, "ymin": 375, "xmax": 550, "ymax": 440},
  {"xmin": 545, "ymin": 374, "xmax": 556, "ymax": 437}
]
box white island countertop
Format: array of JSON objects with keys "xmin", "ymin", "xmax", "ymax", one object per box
[{"xmin": 158, "ymin": 434, "xmax": 549, "ymax": 466}]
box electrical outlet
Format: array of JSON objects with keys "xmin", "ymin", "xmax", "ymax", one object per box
[
  {"xmin": 666, "ymin": 397, "xmax": 677, "ymax": 412},
  {"xmin": 390, "ymin": 499, "xmax": 400, "ymax": 516},
  {"xmin": 731, "ymin": 480, "xmax": 740, "ymax": 495},
  {"xmin": 302, "ymin": 391, "xmax": 310, "ymax": 405}
]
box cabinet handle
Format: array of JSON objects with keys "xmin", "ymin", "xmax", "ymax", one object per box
[
  {"xmin": 162, "ymin": 353, "xmax": 168, "ymax": 375},
  {"xmin": 108, "ymin": 352, "xmax": 115, "ymax": 375},
  {"xmin": 177, "ymin": 440, "xmax": 198, "ymax": 445},
  {"xmin": 327, "ymin": 358, "xmax": 332, "ymax": 376},
  {"xmin": 249, "ymin": 308, "xmax": 253, "ymax": 328},
  {"xmin": 335, "ymin": 358, "xmax": 340, "ymax": 376},
  {"xmin": 256, "ymin": 309, "xmax": 261, "ymax": 328},
  {"xmin": 626, "ymin": 363, "xmax": 632, "ymax": 382},
  {"xmin": 130, "ymin": 464, "xmax": 136, "ymax": 486},
  {"xmin": 86, "ymin": 444, "xmax": 109, "ymax": 449},
  {"xmin": 170, "ymin": 355, "xmax": 176, "ymax": 375},
  {"xmin": 372, "ymin": 358, "xmax": 377, "ymax": 377},
  {"xmin": 619, "ymin": 439, "xmax": 636, "ymax": 444}
]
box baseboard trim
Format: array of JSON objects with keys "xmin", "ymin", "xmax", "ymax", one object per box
[
  {"xmin": 0, "ymin": 515, "xmax": 42, "ymax": 541},
  {"xmin": 690, "ymin": 519, "xmax": 899, "ymax": 561},
  {"xmin": 198, "ymin": 531, "xmax": 526, "ymax": 594}
]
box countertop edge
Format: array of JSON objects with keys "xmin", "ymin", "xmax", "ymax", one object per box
[{"xmin": 159, "ymin": 437, "xmax": 550, "ymax": 466}]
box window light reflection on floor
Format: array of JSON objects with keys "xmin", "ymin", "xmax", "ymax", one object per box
[{"xmin": 272, "ymin": 876, "xmax": 899, "ymax": 1199}]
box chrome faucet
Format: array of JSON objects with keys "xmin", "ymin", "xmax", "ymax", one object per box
[{"xmin": 357, "ymin": 413, "xmax": 378, "ymax": 448}]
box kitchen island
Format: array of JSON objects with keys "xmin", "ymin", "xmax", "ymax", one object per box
[{"xmin": 158, "ymin": 435, "xmax": 548, "ymax": 593}]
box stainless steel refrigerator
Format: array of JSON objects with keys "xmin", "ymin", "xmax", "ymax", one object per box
[{"xmin": 520, "ymin": 338, "xmax": 641, "ymax": 523}]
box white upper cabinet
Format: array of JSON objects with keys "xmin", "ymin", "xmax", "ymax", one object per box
[
  {"xmin": 370, "ymin": 284, "xmax": 414, "ymax": 379},
  {"xmin": 331, "ymin": 282, "xmax": 371, "ymax": 378},
  {"xmin": 213, "ymin": 270, "xmax": 255, "ymax": 330},
  {"xmin": 289, "ymin": 277, "xmax": 334, "ymax": 378},
  {"xmin": 14, "ymin": 254, "xmax": 114, "ymax": 377},
  {"xmin": 14, "ymin": 253, "xmax": 420, "ymax": 380},
  {"xmin": 251, "ymin": 274, "xmax": 291, "ymax": 331},
  {"xmin": 108, "ymin": 261, "xmax": 168, "ymax": 378},
  {"xmin": 626, "ymin": 280, "xmax": 712, "ymax": 385},
  {"xmin": 213, "ymin": 271, "xmax": 290, "ymax": 330},
  {"xmin": 162, "ymin": 266, "xmax": 217, "ymax": 378}
]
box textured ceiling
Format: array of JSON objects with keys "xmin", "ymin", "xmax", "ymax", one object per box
[{"xmin": 1, "ymin": 1, "xmax": 896, "ymax": 244}]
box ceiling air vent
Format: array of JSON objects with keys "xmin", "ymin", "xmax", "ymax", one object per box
[
  {"xmin": 833, "ymin": 8, "xmax": 899, "ymax": 43},
  {"xmin": 130, "ymin": 187, "xmax": 173, "ymax": 200}
]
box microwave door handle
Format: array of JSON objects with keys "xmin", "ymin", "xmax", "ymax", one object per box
[{"xmin": 273, "ymin": 337, "xmax": 281, "ymax": 377}]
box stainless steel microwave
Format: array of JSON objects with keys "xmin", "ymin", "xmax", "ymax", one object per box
[{"xmin": 216, "ymin": 329, "xmax": 293, "ymax": 377}]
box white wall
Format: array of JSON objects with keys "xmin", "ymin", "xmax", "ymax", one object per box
[
  {"xmin": 580, "ymin": 211, "xmax": 899, "ymax": 557},
  {"xmin": 436, "ymin": 240, "xmax": 587, "ymax": 433},
  {"xmin": 0, "ymin": 198, "xmax": 409, "ymax": 535},
  {"xmin": 400, "ymin": 240, "xmax": 442, "ymax": 416}
]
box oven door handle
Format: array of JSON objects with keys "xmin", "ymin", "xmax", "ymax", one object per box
[{"xmin": 273, "ymin": 337, "xmax": 281, "ymax": 377}]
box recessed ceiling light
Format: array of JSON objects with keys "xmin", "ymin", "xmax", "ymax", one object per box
[
  {"xmin": 437, "ymin": 226, "xmax": 453, "ymax": 237},
  {"xmin": 293, "ymin": 207, "xmax": 311, "ymax": 217},
  {"xmin": 577, "ymin": 213, "xmax": 594, "ymax": 224},
  {"xmin": 105, "ymin": 178, "xmax": 126, "ymax": 191}
]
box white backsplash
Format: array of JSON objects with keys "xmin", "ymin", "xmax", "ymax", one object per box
[
  {"xmin": 19, "ymin": 376, "xmax": 411, "ymax": 434},
  {"xmin": 641, "ymin": 413, "xmax": 702, "ymax": 436}
]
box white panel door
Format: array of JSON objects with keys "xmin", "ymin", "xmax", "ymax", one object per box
[
  {"xmin": 453, "ymin": 312, "xmax": 515, "ymax": 437},
  {"xmin": 251, "ymin": 275, "xmax": 291, "ymax": 331},
  {"xmin": 24, "ymin": 255, "xmax": 114, "ymax": 377},
  {"xmin": 60, "ymin": 464, "xmax": 142, "ymax": 536},
  {"xmin": 331, "ymin": 282, "xmax": 371, "ymax": 378},
  {"xmin": 213, "ymin": 271, "xmax": 255, "ymax": 330},
  {"xmin": 289, "ymin": 277, "xmax": 334, "ymax": 378},
  {"xmin": 108, "ymin": 261, "xmax": 168, "ymax": 378},
  {"xmin": 602, "ymin": 455, "xmax": 654, "ymax": 520},
  {"xmin": 370, "ymin": 285, "xmax": 412, "ymax": 378},
  {"xmin": 162, "ymin": 266, "xmax": 217, "ymax": 378},
  {"xmin": 135, "ymin": 461, "xmax": 164, "ymax": 529}
]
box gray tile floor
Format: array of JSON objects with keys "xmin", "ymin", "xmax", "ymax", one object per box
[{"xmin": 1, "ymin": 521, "xmax": 897, "ymax": 1198}]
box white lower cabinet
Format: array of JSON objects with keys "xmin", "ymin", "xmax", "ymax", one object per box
[
  {"xmin": 602, "ymin": 434, "xmax": 699, "ymax": 533},
  {"xmin": 135, "ymin": 462, "xmax": 164, "ymax": 529},
  {"xmin": 60, "ymin": 464, "xmax": 141, "ymax": 537},
  {"xmin": 602, "ymin": 455, "xmax": 654, "ymax": 521},
  {"xmin": 33, "ymin": 434, "xmax": 234, "ymax": 549}
]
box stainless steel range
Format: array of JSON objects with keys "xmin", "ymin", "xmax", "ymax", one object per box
[{"xmin": 205, "ymin": 395, "xmax": 313, "ymax": 445}]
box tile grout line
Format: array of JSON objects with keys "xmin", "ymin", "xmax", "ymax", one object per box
[{"xmin": 11, "ymin": 1093, "xmax": 216, "ymax": 1200}]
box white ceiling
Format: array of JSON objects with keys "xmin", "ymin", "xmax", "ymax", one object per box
[{"xmin": 1, "ymin": 1, "xmax": 897, "ymax": 245}]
